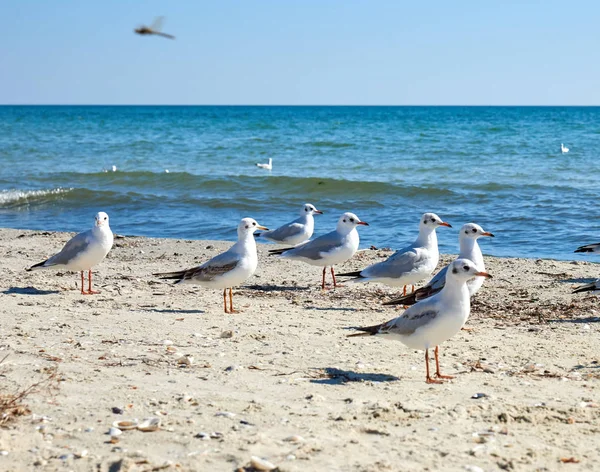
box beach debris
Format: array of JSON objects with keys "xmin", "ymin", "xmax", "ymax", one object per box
[
  {"xmin": 137, "ymin": 417, "xmax": 161, "ymax": 432},
  {"xmin": 215, "ymin": 411, "xmax": 236, "ymax": 419},
  {"xmin": 111, "ymin": 406, "xmax": 124, "ymax": 414},
  {"xmin": 250, "ymin": 456, "xmax": 277, "ymax": 471},
  {"xmin": 220, "ymin": 330, "xmax": 234, "ymax": 339},
  {"xmin": 177, "ymin": 354, "xmax": 194, "ymax": 366},
  {"xmin": 471, "ymin": 393, "xmax": 488, "ymax": 399},
  {"xmin": 112, "ymin": 419, "xmax": 139, "ymax": 430},
  {"xmin": 74, "ymin": 450, "xmax": 88, "ymax": 459},
  {"xmin": 560, "ymin": 457, "xmax": 580, "ymax": 463},
  {"xmin": 108, "ymin": 427, "xmax": 122, "ymax": 437},
  {"xmin": 0, "ymin": 450, "xmax": 8, "ymax": 456},
  {"xmin": 464, "ymin": 466, "xmax": 484, "ymax": 472}
]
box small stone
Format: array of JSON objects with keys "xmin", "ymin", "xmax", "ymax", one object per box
[
  {"xmin": 471, "ymin": 393, "xmax": 488, "ymax": 399},
  {"xmin": 108, "ymin": 427, "xmax": 122, "ymax": 437},
  {"xmin": 162, "ymin": 340, "xmax": 173, "ymax": 346},
  {"xmin": 111, "ymin": 407, "xmax": 124, "ymax": 415},
  {"xmin": 220, "ymin": 330, "xmax": 234, "ymax": 339},
  {"xmin": 250, "ymin": 456, "xmax": 277, "ymax": 471},
  {"xmin": 215, "ymin": 411, "xmax": 236, "ymax": 418},
  {"xmin": 0, "ymin": 450, "xmax": 8, "ymax": 456}
]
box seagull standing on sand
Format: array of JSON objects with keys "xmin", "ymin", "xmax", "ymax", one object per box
[
  {"xmin": 337, "ymin": 213, "xmax": 451, "ymax": 295},
  {"xmin": 348, "ymin": 259, "xmax": 492, "ymax": 383},
  {"xmin": 256, "ymin": 203, "xmax": 323, "ymax": 246},
  {"xmin": 269, "ymin": 212, "xmax": 368, "ymax": 289},
  {"xmin": 154, "ymin": 218, "xmax": 268, "ymax": 313},
  {"xmin": 561, "ymin": 143, "xmax": 569, "ymax": 154},
  {"xmin": 256, "ymin": 158, "xmax": 273, "ymax": 170},
  {"xmin": 26, "ymin": 212, "xmax": 114, "ymax": 295},
  {"xmin": 384, "ymin": 223, "xmax": 494, "ymax": 306}
]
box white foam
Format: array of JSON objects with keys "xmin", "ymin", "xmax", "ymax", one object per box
[{"xmin": 0, "ymin": 188, "xmax": 73, "ymax": 205}]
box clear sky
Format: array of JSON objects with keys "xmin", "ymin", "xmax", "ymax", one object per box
[{"xmin": 1, "ymin": 1, "xmax": 598, "ymax": 105}]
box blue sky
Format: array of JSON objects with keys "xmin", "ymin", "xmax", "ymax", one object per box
[{"xmin": 1, "ymin": 1, "xmax": 598, "ymax": 105}]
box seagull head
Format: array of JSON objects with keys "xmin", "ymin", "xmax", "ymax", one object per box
[
  {"xmin": 459, "ymin": 223, "xmax": 494, "ymax": 241},
  {"xmin": 95, "ymin": 212, "xmax": 110, "ymax": 228},
  {"xmin": 448, "ymin": 258, "xmax": 492, "ymax": 282},
  {"xmin": 420, "ymin": 212, "xmax": 451, "ymax": 230},
  {"xmin": 239, "ymin": 218, "xmax": 268, "ymax": 237},
  {"xmin": 337, "ymin": 212, "xmax": 368, "ymax": 233},
  {"xmin": 302, "ymin": 203, "xmax": 323, "ymax": 216}
]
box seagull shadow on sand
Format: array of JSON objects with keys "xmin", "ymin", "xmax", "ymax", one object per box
[
  {"xmin": 560, "ymin": 277, "xmax": 597, "ymax": 284},
  {"xmin": 309, "ymin": 367, "xmax": 399, "ymax": 385},
  {"xmin": 144, "ymin": 308, "xmax": 205, "ymax": 315},
  {"xmin": 548, "ymin": 316, "xmax": 600, "ymax": 324},
  {"xmin": 305, "ymin": 306, "xmax": 358, "ymax": 312},
  {"xmin": 3, "ymin": 286, "xmax": 60, "ymax": 295}
]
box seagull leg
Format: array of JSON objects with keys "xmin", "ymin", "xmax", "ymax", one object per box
[
  {"xmin": 321, "ymin": 267, "xmax": 327, "ymax": 290},
  {"xmin": 223, "ymin": 288, "xmax": 229, "ymax": 313},
  {"xmin": 80, "ymin": 271, "xmax": 86, "ymax": 295},
  {"xmin": 434, "ymin": 345, "xmax": 454, "ymax": 379},
  {"xmin": 402, "ymin": 285, "xmax": 407, "ymax": 296},
  {"xmin": 411, "ymin": 284, "xmax": 415, "ymax": 293},
  {"xmin": 331, "ymin": 267, "xmax": 344, "ymax": 288},
  {"xmin": 425, "ymin": 349, "xmax": 443, "ymax": 384},
  {"xmin": 86, "ymin": 270, "xmax": 100, "ymax": 294},
  {"xmin": 229, "ymin": 288, "xmax": 239, "ymax": 313}
]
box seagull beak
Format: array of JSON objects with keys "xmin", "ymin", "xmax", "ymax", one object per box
[
  {"xmin": 439, "ymin": 222, "xmax": 452, "ymax": 228},
  {"xmin": 257, "ymin": 225, "xmax": 269, "ymax": 231},
  {"xmin": 481, "ymin": 231, "xmax": 495, "ymax": 237},
  {"xmin": 475, "ymin": 271, "xmax": 492, "ymax": 279},
  {"xmin": 357, "ymin": 221, "xmax": 369, "ymax": 226},
  {"xmin": 314, "ymin": 210, "xmax": 324, "ymax": 215}
]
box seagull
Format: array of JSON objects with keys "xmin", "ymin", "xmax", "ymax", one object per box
[
  {"xmin": 575, "ymin": 243, "xmax": 600, "ymax": 254},
  {"xmin": 26, "ymin": 212, "xmax": 114, "ymax": 295},
  {"xmin": 154, "ymin": 218, "xmax": 268, "ymax": 313},
  {"xmin": 256, "ymin": 203, "xmax": 323, "ymax": 246},
  {"xmin": 256, "ymin": 158, "xmax": 273, "ymax": 170},
  {"xmin": 384, "ymin": 223, "xmax": 494, "ymax": 306},
  {"xmin": 134, "ymin": 16, "xmax": 175, "ymax": 39},
  {"xmin": 269, "ymin": 212, "xmax": 368, "ymax": 289},
  {"xmin": 337, "ymin": 213, "xmax": 451, "ymax": 295},
  {"xmin": 573, "ymin": 280, "xmax": 600, "ymax": 295},
  {"xmin": 561, "ymin": 143, "xmax": 569, "ymax": 154},
  {"xmin": 348, "ymin": 259, "xmax": 492, "ymax": 383}
]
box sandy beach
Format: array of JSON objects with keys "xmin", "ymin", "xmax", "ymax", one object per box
[{"xmin": 1, "ymin": 227, "xmax": 599, "ymax": 471}]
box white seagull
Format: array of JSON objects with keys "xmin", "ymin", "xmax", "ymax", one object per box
[
  {"xmin": 256, "ymin": 203, "xmax": 323, "ymax": 246},
  {"xmin": 561, "ymin": 143, "xmax": 569, "ymax": 154},
  {"xmin": 154, "ymin": 218, "xmax": 268, "ymax": 313},
  {"xmin": 337, "ymin": 213, "xmax": 451, "ymax": 295},
  {"xmin": 384, "ymin": 223, "xmax": 494, "ymax": 306},
  {"xmin": 348, "ymin": 259, "xmax": 492, "ymax": 383},
  {"xmin": 27, "ymin": 212, "xmax": 114, "ymax": 295},
  {"xmin": 269, "ymin": 212, "xmax": 369, "ymax": 289},
  {"xmin": 575, "ymin": 243, "xmax": 600, "ymax": 254},
  {"xmin": 256, "ymin": 158, "xmax": 273, "ymax": 170}
]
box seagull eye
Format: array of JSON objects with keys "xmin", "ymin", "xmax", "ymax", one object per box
[
  {"xmin": 472, "ymin": 228, "xmax": 477, "ymax": 233},
  {"xmin": 252, "ymin": 222, "xmax": 256, "ymax": 226},
  {"xmin": 463, "ymin": 265, "xmax": 469, "ymax": 271},
  {"xmin": 305, "ymin": 208, "xmax": 308, "ymax": 212},
  {"xmin": 350, "ymin": 218, "xmax": 355, "ymax": 223},
  {"xmin": 464, "ymin": 230, "xmax": 469, "ymax": 234},
  {"xmin": 245, "ymin": 225, "xmax": 249, "ymax": 229},
  {"xmin": 343, "ymin": 219, "xmax": 346, "ymax": 223}
]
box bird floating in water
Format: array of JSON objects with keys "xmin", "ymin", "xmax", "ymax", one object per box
[
  {"xmin": 134, "ymin": 17, "xmax": 175, "ymax": 40},
  {"xmin": 256, "ymin": 158, "xmax": 273, "ymax": 170},
  {"xmin": 561, "ymin": 143, "xmax": 569, "ymax": 154}
]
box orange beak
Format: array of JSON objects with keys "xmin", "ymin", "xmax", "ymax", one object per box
[
  {"xmin": 475, "ymin": 271, "xmax": 492, "ymax": 279},
  {"xmin": 314, "ymin": 210, "xmax": 323, "ymax": 215},
  {"xmin": 357, "ymin": 221, "xmax": 369, "ymax": 226},
  {"xmin": 481, "ymin": 231, "xmax": 495, "ymax": 237},
  {"xmin": 439, "ymin": 222, "xmax": 452, "ymax": 228}
]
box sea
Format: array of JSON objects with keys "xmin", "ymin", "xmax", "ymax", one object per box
[{"xmin": 0, "ymin": 105, "xmax": 598, "ymax": 261}]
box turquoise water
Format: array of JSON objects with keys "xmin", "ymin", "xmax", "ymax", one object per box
[{"xmin": 0, "ymin": 105, "xmax": 598, "ymax": 260}]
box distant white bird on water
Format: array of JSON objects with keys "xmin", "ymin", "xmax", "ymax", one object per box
[
  {"xmin": 561, "ymin": 143, "xmax": 569, "ymax": 154},
  {"xmin": 26, "ymin": 212, "xmax": 114, "ymax": 295},
  {"xmin": 256, "ymin": 158, "xmax": 273, "ymax": 170}
]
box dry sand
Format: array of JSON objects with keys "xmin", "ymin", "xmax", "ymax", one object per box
[{"xmin": 1, "ymin": 228, "xmax": 600, "ymax": 471}]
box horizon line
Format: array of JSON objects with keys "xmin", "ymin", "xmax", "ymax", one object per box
[{"xmin": 1, "ymin": 104, "xmax": 599, "ymax": 107}]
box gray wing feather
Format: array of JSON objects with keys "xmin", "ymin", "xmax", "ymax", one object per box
[
  {"xmin": 180, "ymin": 250, "xmax": 240, "ymax": 282},
  {"xmin": 45, "ymin": 231, "xmax": 91, "ymax": 266},
  {"xmin": 363, "ymin": 248, "xmax": 423, "ymax": 278},
  {"xmin": 381, "ymin": 308, "xmax": 439, "ymax": 336},
  {"xmin": 284, "ymin": 230, "xmax": 340, "ymax": 260},
  {"xmin": 261, "ymin": 222, "xmax": 304, "ymax": 242}
]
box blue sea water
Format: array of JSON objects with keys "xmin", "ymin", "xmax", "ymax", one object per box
[{"xmin": 0, "ymin": 105, "xmax": 598, "ymax": 260}]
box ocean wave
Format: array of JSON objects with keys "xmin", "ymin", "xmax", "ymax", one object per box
[
  {"xmin": 0, "ymin": 188, "xmax": 73, "ymax": 206},
  {"xmin": 306, "ymin": 141, "xmax": 356, "ymax": 148}
]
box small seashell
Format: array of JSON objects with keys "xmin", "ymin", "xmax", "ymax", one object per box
[
  {"xmin": 220, "ymin": 330, "xmax": 233, "ymax": 339},
  {"xmin": 250, "ymin": 456, "xmax": 277, "ymax": 471},
  {"xmin": 163, "ymin": 340, "xmax": 173, "ymax": 346},
  {"xmin": 0, "ymin": 451, "xmax": 8, "ymax": 456},
  {"xmin": 284, "ymin": 435, "xmax": 305, "ymax": 443},
  {"xmin": 108, "ymin": 427, "xmax": 122, "ymax": 437},
  {"xmin": 471, "ymin": 393, "xmax": 488, "ymax": 399},
  {"xmin": 177, "ymin": 354, "xmax": 194, "ymax": 366},
  {"xmin": 74, "ymin": 450, "xmax": 88, "ymax": 459},
  {"xmin": 137, "ymin": 417, "xmax": 161, "ymax": 432},
  {"xmin": 215, "ymin": 411, "xmax": 236, "ymax": 418},
  {"xmin": 166, "ymin": 345, "xmax": 178, "ymax": 353},
  {"xmin": 112, "ymin": 419, "xmax": 138, "ymax": 430}
]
